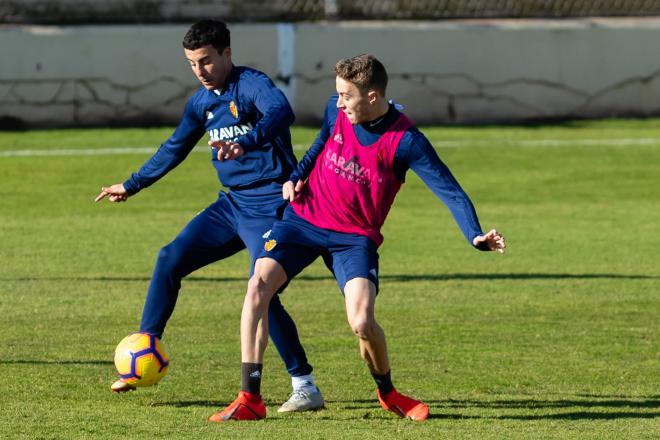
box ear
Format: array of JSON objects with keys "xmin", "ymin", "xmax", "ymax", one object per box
[
  {"xmin": 367, "ymin": 90, "xmax": 379, "ymax": 105},
  {"xmin": 222, "ymin": 46, "xmax": 232, "ymax": 58}
]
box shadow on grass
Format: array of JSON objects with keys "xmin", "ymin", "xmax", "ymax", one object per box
[
  {"xmin": 0, "ymin": 359, "xmax": 113, "ymax": 365},
  {"xmin": 423, "ymin": 412, "xmax": 659, "ymax": 420},
  {"xmin": 152, "ymin": 398, "xmax": 321, "ymax": 408},
  {"xmin": 337, "ymin": 396, "xmax": 660, "ymax": 421},
  {"xmin": 438, "ymin": 397, "xmax": 660, "ymax": 409},
  {"xmin": 152, "ymin": 400, "xmax": 230, "ymax": 408},
  {"xmin": 152, "ymin": 396, "xmax": 659, "ymax": 421},
  {"xmin": 5, "ymin": 272, "xmax": 659, "ymax": 283},
  {"xmin": 491, "ymin": 412, "xmax": 659, "ymax": 420}
]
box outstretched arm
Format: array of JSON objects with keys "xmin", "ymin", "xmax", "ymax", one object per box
[
  {"xmin": 399, "ymin": 129, "xmax": 505, "ymax": 252},
  {"xmin": 95, "ymin": 97, "xmax": 204, "ymax": 203}
]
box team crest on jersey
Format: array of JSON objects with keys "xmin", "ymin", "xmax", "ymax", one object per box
[
  {"xmin": 333, "ymin": 133, "xmax": 343, "ymax": 144},
  {"xmin": 264, "ymin": 239, "xmax": 277, "ymax": 252},
  {"xmin": 229, "ymin": 101, "xmax": 238, "ymax": 119}
]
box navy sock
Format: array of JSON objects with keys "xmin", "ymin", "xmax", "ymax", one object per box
[
  {"xmin": 268, "ymin": 294, "xmax": 313, "ymax": 377},
  {"xmin": 371, "ymin": 370, "xmax": 394, "ymax": 395},
  {"xmin": 241, "ymin": 362, "xmax": 263, "ymax": 395}
]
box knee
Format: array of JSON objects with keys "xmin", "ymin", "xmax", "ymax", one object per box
[
  {"xmin": 245, "ymin": 274, "xmax": 275, "ymax": 311},
  {"xmin": 156, "ymin": 242, "xmax": 182, "ymax": 267},
  {"xmin": 349, "ymin": 316, "xmax": 376, "ymax": 340}
]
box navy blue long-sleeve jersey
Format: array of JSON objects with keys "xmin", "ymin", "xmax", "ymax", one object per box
[
  {"xmin": 291, "ymin": 95, "xmax": 485, "ymax": 247},
  {"xmin": 123, "ymin": 66, "xmax": 298, "ymax": 194}
]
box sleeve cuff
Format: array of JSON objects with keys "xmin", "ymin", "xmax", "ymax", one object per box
[
  {"xmin": 122, "ymin": 178, "xmax": 139, "ymax": 195},
  {"xmin": 471, "ymin": 232, "xmax": 491, "ymax": 251}
]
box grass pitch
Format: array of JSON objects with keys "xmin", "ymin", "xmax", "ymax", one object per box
[{"xmin": 0, "ymin": 121, "xmax": 658, "ymax": 439}]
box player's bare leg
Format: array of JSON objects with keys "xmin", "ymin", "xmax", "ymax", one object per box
[
  {"xmin": 344, "ymin": 278, "xmax": 390, "ymax": 373},
  {"xmin": 240, "ymin": 257, "xmax": 288, "ymax": 363},
  {"xmin": 209, "ymin": 257, "xmax": 287, "ymax": 422},
  {"xmin": 344, "ymin": 278, "xmax": 429, "ymax": 421}
]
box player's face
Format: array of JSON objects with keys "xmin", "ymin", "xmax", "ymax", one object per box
[
  {"xmin": 336, "ymin": 76, "xmax": 376, "ymax": 124},
  {"xmin": 184, "ymin": 45, "xmax": 232, "ymax": 91}
]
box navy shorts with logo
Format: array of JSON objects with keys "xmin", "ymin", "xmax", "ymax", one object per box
[{"xmin": 258, "ymin": 206, "xmax": 379, "ymax": 294}]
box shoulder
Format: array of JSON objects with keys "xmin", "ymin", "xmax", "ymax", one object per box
[
  {"xmin": 234, "ymin": 66, "xmax": 275, "ymax": 87},
  {"xmin": 401, "ymin": 124, "xmax": 428, "ymax": 145},
  {"xmin": 231, "ymin": 66, "xmax": 284, "ymax": 104},
  {"xmin": 397, "ymin": 123, "xmax": 434, "ymax": 159}
]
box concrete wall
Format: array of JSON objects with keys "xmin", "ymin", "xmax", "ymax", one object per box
[{"xmin": 3, "ymin": 18, "xmax": 660, "ymax": 128}]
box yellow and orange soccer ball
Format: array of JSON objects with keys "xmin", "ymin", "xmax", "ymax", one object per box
[{"xmin": 114, "ymin": 332, "xmax": 170, "ymax": 387}]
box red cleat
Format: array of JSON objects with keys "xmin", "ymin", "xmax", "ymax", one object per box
[
  {"xmin": 208, "ymin": 391, "xmax": 266, "ymax": 422},
  {"xmin": 377, "ymin": 388, "xmax": 429, "ymax": 421}
]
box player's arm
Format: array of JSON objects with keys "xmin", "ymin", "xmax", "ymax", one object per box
[
  {"xmin": 283, "ymin": 95, "xmax": 337, "ymax": 201},
  {"xmin": 95, "ymin": 97, "xmax": 205, "ymax": 203},
  {"xmin": 397, "ymin": 130, "xmax": 505, "ymax": 253},
  {"xmin": 233, "ymin": 73, "xmax": 294, "ymax": 152}
]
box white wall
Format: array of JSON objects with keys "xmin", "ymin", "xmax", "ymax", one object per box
[{"xmin": 2, "ymin": 19, "xmax": 660, "ymax": 127}]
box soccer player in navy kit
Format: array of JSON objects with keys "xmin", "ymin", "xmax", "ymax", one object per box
[
  {"xmin": 95, "ymin": 20, "xmax": 323, "ymax": 412},
  {"xmin": 209, "ymin": 55, "xmax": 505, "ymax": 422}
]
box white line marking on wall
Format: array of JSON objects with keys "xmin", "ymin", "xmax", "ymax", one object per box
[{"xmin": 276, "ymin": 23, "xmax": 296, "ymax": 108}]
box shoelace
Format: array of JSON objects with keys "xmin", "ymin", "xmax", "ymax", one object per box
[{"xmin": 289, "ymin": 389, "xmax": 313, "ymax": 401}]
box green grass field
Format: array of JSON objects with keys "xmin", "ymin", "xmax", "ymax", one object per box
[{"xmin": 0, "ymin": 121, "xmax": 658, "ymax": 439}]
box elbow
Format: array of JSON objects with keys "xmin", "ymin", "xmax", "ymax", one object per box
[{"xmin": 280, "ymin": 103, "xmax": 295, "ymax": 126}]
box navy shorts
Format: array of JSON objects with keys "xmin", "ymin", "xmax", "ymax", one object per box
[
  {"xmin": 257, "ymin": 206, "xmax": 379, "ymax": 294},
  {"xmin": 173, "ymin": 182, "xmax": 288, "ymax": 277}
]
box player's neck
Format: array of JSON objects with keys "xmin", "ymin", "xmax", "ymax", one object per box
[
  {"xmin": 365, "ymin": 100, "xmax": 390, "ymax": 125},
  {"xmin": 365, "ymin": 100, "xmax": 390, "ymax": 126},
  {"xmin": 213, "ymin": 64, "xmax": 235, "ymax": 93}
]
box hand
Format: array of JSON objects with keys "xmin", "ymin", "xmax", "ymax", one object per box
[
  {"xmin": 472, "ymin": 229, "xmax": 506, "ymax": 253},
  {"xmin": 95, "ymin": 183, "xmax": 129, "ymax": 203},
  {"xmin": 209, "ymin": 140, "xmax": 244, "ymax": 162},
  {"xmin": 282, "ymin": 180, "xmax": 304, "ymax": 202}
]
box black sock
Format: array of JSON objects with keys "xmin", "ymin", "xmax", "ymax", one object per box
[
  {"xmin": 371, "ymin": 370, "xmax": 394, "ymax": 395},
  {"xmin": 241, "ymin": 362, "xmax": 263, "ymax": 395}
]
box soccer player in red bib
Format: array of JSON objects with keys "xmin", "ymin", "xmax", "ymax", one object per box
[{"xmin": 210, "ymin": 54, "xmax": 506, "ymax": 422}]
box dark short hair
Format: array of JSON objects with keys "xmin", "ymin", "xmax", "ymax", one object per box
[
  {"xmin": 182, "ymin": 20, "xmax": 231, "ymax": 53},
  {"xmin": 335, "ymin": 54, "xmax": 388, "ymax": 95}
]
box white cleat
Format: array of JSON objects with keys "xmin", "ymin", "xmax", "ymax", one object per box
[
  {"xmin": 111, "ymin": 379, "xmax": 136, "ymax": 393},
  {"xmin": 277, "ymin": 387, "xmax": 325, "ymax": 413}
]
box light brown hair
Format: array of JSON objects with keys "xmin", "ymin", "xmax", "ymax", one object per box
[{"xmin": 334, "ymin": 54, "xmax": 388, "ymax": 95}]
